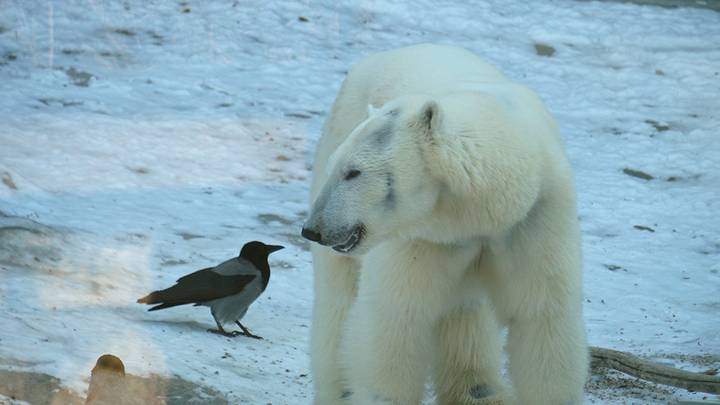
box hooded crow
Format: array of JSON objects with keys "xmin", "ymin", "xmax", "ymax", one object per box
[{"xmin": 137, "ymin": 241, "xmax": 284, "ymax": 339}]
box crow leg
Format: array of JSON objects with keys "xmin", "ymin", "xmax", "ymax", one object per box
[
  {"xmin": 235, "ymin": 321, "xmax": 263, "ymax": 339},
  {"xmin": 207, "ymin": 314, "xmax": 240, "ymax": 337}
]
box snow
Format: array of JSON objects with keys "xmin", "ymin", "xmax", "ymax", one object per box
[{"xmin": 0, "ymin": 0, "xmax": 718, "ymax": 404}]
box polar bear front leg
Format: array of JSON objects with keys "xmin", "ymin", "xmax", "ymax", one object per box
[
  {"xmin": 506, "ymin": 306, "xmax": 588, "ymax": 405},
  {"xmin": 311, "ymin": 246, "xmax": 360, "ymax": 404},
  {"xmin": 340, "ymin": 240, "xmax": 481, "ymax": 405},
  {"xmin": 433, "ymin": 298, "xmax": 507, "ymax": 405}
]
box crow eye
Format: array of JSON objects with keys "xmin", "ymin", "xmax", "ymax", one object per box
[{"xmin": 344, "ymin": 169, "xmax": 361, "ymax": 180}]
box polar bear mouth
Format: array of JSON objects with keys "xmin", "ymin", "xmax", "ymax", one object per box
[{"xmin": 332, "ymin": 225, "xmax": 365, "ymax": 253}]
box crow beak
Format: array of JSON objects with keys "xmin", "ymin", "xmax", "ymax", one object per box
[{"xmin": 267, "ymin": 245, "xmax": 284, "ymax": 253}]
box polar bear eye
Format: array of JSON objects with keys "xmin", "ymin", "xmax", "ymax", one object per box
[{"xmin": 344, "ymin": 169, "xmax": 361, "ymax": 180}]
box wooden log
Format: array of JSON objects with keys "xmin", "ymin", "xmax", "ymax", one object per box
[{"xmin": 590, "ymin": 346, "xmax": 720, "ymax": 394}]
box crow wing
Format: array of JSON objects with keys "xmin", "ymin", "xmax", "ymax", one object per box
[{"xmin": 138, "ymin": 266, "xmax": 256, "ymax": 311}]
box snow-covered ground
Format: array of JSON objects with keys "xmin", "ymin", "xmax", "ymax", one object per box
[{"xmin": 0, "ymin": 0, "xmax": 718, "ymax": 404}]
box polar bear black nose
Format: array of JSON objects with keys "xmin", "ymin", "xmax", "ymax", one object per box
[{"xmin": 301, "ymin": 226, "xmax": 322, "ymax": 243}]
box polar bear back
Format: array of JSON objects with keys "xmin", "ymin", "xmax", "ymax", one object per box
[{"xmin": 349, "ymin": 43, "xmax": 509, "ymax": 99}]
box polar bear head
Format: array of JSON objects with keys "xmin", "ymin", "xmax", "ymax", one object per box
[
  {"xmin": 302, "ymin": 96, "xmax": 447, "ymax": 255},
  {"xmin": 302, "ymin": 92, "xmax": 544, "ymax": 255}
]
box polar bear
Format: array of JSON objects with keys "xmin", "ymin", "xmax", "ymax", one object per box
[{"xmin": 302, "ymin": 44, "xmax": 588, "ymax": 405}]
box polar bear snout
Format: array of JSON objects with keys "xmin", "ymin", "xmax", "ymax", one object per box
[
  {"xmin": 300, "ymin": 226, "xmax": 322, "ymax": 243},
  {"xmin": 300, "ymin": 222, "xmax": 366, "ymax": 253},
  {"xmin": 301, "ymin": 219, "xmax": 366, "ymax": 254},
  {"xmin": 301, "ymin": 209, "xmax": 328, "ymax": 245}
]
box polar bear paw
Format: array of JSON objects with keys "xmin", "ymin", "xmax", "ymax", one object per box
[
  {"xmin": 339, "ymin": 390, "xmax": 419, "ymax": 405},
  {"xmin": 437, "ymin": 384, "xmax": 515, "ymax": 405},
  {"xmin": 339, "ymin": 386, "xmax": 513, "ymax": 405}
]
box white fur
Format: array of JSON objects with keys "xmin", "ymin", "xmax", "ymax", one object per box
[{"xmin": 307, "ymin": 44, "xmax": 588, "ymax": 405}]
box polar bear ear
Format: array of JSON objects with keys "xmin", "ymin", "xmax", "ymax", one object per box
[
  {"xmin": 416, "ymin": 100, "xmax": 441, "ymax": 135},
  {"xmin": 367, "ymin": 104, "xmax": 380, "ymax": 117}
]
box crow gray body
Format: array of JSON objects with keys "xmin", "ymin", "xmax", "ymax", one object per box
[{"xmin": 137, "ymin": 241, "xmax": 283, "ymax": 338}]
